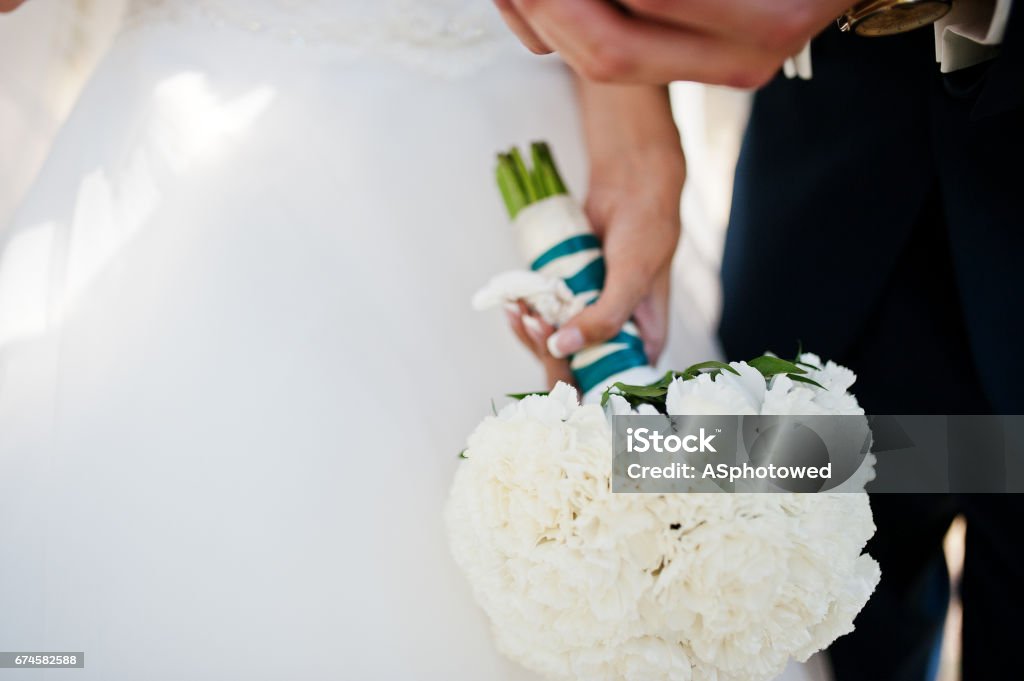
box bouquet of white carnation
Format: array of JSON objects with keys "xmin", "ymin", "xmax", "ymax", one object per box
[{"xmin": 447, "ymin": 143, "xmax": 880, "ymax": 681}]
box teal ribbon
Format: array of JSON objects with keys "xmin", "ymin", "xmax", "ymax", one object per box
[
  {"xmin": 564, "ymin": 257, "xmax": 606, "ymax": 295},
  {"xmin": 572, "ymin": 331, "xmax": 649, "ymax": 394},
  {"xmin": 529, "ymin": 233, "xmax": 649, "ymax": 394},
  {"xmin": 530, "ymin": 234, "xmax": 601, "ymax": 271}
]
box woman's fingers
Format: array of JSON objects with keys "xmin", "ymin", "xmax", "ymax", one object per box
[
  {"xmin": 505, "ymin": 304, "xmax": 536, "ymax": 351},
  {"xmin": 633, "ymin": 266, "xmax": 671, "ymax": 362},
  {"xmin": 505, "ymin": 303, "xmax": 574, "ymax": 389},
  {"xmin": 521, "ymin": 313, "xmax": 552, "ymax": 350},
  {"xmin": 515, "ymin": 303, "xmax": 559, "ymax": 359},
  {"xmin": 547, "ymin": 262, "xmax": 649, "ymax": 358}
]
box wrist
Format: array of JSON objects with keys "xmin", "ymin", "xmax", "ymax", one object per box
[
  {"xmin": 578, "ymin": 80, "xmax": 683, "ymax": 186},
  {"xmin": 584, "ymin": 87, "xmax": 678, "ymax": 145},
  {"xmin": 588, "ymin": 143, "xmax": 685, "ymax": 209}
]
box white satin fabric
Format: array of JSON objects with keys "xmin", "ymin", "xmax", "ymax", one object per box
[{"xmin": 0, "ymin": 3, "xmax": 579, "ymax": 679}]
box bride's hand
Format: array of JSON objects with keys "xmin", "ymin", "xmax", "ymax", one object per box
[
  {"xmin": 505, "ymin": 302, "xmax": 575, "ymax": 389},
  {"xmin": 548, "ymin": 80, "xmax": 684, "ymax": 363}
]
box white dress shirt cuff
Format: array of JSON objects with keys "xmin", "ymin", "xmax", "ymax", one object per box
[{"xmin": 934, "ymin": 0, "xmax": 1013, "ymax": 72}]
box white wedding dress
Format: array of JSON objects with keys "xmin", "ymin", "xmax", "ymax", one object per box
[
  {"xmin": 0, "ymin": 2, "xmax": 819, "ymax": 680},
  {"xmin": 0, "ymin": 2, "xmax": 580, "ymax": 679}
]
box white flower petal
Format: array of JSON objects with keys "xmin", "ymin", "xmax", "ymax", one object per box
[
  {"xmin": 446, "ymin": 353, "xmax": 878, "ymax": 681},
  {"xmin": 472, "ymin": 269, "xmax": 585, "ymax": 325}
]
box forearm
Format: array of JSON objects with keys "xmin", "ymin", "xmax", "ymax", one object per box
[
  {"xmin": 577, "ymin": 78, "xmax": 685, "ymax": 202},
  {"xmin": 576, "ymin": 77, "xmax": 685, "ymax": 242}
]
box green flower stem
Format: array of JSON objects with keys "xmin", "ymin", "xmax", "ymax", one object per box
[{"xmin": 495, "ymin": 141, "xmax": 570, "ymax": 219}]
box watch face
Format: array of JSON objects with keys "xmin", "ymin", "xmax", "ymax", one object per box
[{"xmin": 854, "ymin": 0, "xmax": 951, "ymax": 36}]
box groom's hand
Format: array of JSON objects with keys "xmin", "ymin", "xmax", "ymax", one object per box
[
  {"xmin": 547, "ymin": 81, "xmax": 684, "ymax": 362},
  {"xmin": 494, "ymin": 0, "xmax": 850, "ymax": 86}
]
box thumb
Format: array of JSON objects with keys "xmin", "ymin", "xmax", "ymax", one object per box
[{"xmin": 547, "ymin": 272, "xmax": 646, "ymax": 359}]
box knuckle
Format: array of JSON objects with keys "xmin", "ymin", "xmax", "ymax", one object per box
[{"xmin": 587, "ymin": 316, "xmax": 623, "ymax": 342}]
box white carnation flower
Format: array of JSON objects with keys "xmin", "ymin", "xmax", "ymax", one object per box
[
  {"xmin": 753, "ymin": 356, "xmax": 874, "ymax": 491},
  {"xmin": 604, "ymin": 393, "xmax": 661, "ymax": 418},
  {"xmin": 762, "ymin": 374, "xmax": 831, "ymax": 415},
  {"xmin": 447, "ymin": 374, "xmax": 880, "ymax": 681},
  {"xmin": 795, "ymin": 352, "xmax": 864, "ymax": 415},
  {"xmin": 666, "ymin": 362, "xmax": 765, "ymax": 416}
]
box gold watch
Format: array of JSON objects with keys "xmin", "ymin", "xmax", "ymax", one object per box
[{"xmin": 838, "ymin": 0, "xmax": 952, "ymax": 36}]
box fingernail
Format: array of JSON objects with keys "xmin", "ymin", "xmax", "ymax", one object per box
[
  {"xmin": 503, "ymin": 302, "xmax": 520, "ymax": 315},
  {"xmin": 522, "ymin": 315, "xmax": 545, "ymax": 343},
  {"xmin": 548, "ymin": 327, "xmax": 584, "ymax": 359}
]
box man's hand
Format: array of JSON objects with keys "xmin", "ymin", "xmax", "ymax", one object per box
[{"xmin": 494, "ymin": 0, "xmax": 850, "ymax": 86}]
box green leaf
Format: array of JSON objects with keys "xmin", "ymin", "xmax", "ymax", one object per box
[
  {"xmin": 794, "ymin": 360, "xmax": 823, "ymax": 372},
  {"xmin": 641, "ymin": 371, "xmax": 676, "ymax": 388},
  {"xmin": 458, "ymin": 449, "xmax": 468, "ymax": 459},
  {"xmin": 609, "ymin": 381, "xmax": 669, "ymax": 398},
  {"xmin": 787, "ymin": 373, "xmax": 826, "ymax": 390},
  {"xmin": 681, "ymin": 360, "xmax": 739, "ymax": 376},
  {"xmin": 506, "ymin": 391, "xmax": 549, "ymax": 400},
  {"xmin": 601, "ymin": 377, "xmax": 673, "ymax": 413},
  {"xmin": 791, "ymin": 341, "xmax": 822, "ymax": 371},
  {"xmin": 748, "ymin": 355, "xmax": 808, "ymax": 378}
]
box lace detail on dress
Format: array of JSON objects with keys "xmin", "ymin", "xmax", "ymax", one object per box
[{"xmin": 123, "ymin": 0, "xmax": 514, "ymax": 77}]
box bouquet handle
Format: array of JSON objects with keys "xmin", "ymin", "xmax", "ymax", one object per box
[{"xmin": 512, "ymin": 195, "xmax": 661, "ymax": 402}]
